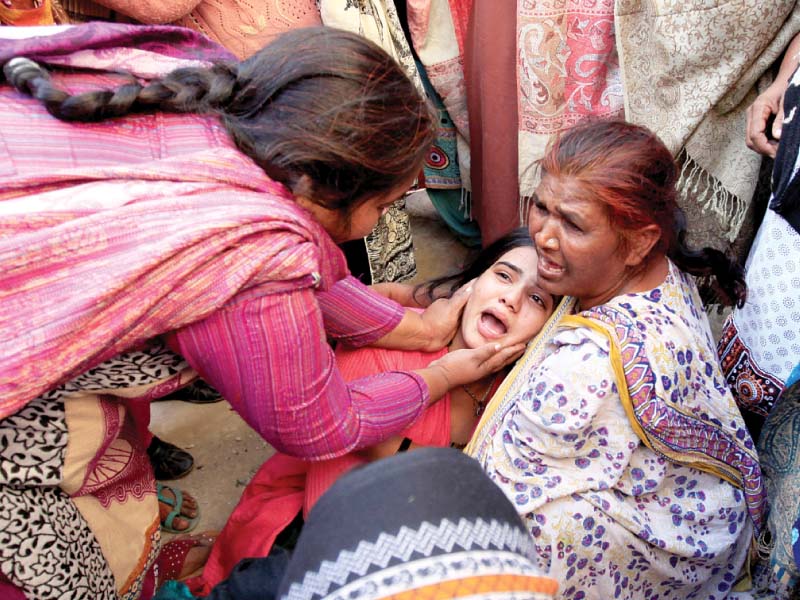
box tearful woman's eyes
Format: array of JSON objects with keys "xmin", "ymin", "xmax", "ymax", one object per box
[{"xmin": 530, "ymin": 294, "xmax": 545, "ymax": 307}]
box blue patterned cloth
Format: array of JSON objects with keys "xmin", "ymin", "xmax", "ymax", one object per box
[
  {"xmin": 416, "ymin": 60, "xmax": 481, "ymax": 247},
  {"xmin": 154, "ymin": 580, "xmax": 195, "ymax": 599},
  {"xmin": 786, "ymin": 362, "xmax": 800, "ymax": 388},
  {"xmin": 754, "ymin": 380, "xmax": 800, "ymax": 598}
]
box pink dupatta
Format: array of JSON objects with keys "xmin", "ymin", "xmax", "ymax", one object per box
[
  {"xmin": 0, "ymin": 25, "xmax": 347, "ymax": 418},
  {"xmin": 0, "ymin": 144, "xmax": 343, "ymax": 418}
]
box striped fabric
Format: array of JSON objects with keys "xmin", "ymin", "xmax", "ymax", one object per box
[
  {"xmin": 171, "ymin": 279, "xmax": 427, "ymax": 459},
  {"xmin": 186, "ymin": 344, "xmax": 449, "ymax": 595}
]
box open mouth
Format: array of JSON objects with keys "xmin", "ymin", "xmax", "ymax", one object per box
[
  {"xmin": 478, "ymin": 311, "xmax": 508, "ymax": 339},
  {"xmin": 538, "ymin": 254, "xmax": 564, "ymax": 277}
]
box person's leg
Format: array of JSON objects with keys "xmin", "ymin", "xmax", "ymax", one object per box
[
  {"xmin": 158, "ymin": 483, "xmax": 200, "ymax": 533},
  {"xmin": 1, "ymin": 394, "xmax": 140, "ymax": 597},
  {"xmin": 157, "ymin": 531, "xmax": 219, "ymax": 582},
  {"xmin": 148, "ymin": 435, "xmax": 195, "ymax": 480},
  {"xmin": 123, "ymin": 394, "xmax": 199, "ymax": 530}
]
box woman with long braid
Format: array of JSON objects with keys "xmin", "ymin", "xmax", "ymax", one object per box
[{"xmin": 0, "ymin": 24, "xmax": 521, "ymax": 599}]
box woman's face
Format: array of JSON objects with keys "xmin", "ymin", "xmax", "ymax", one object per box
[
  {"xmin": 306, "ymin": 174, "xmax": 418, "ymax": 244},
  {"xmin": 455, "ymin": 246, "xmax": 555, "ymax": 350},
  {"xmin": 528, "ymin": 175, "xmax": 633, "ymax": 309}
]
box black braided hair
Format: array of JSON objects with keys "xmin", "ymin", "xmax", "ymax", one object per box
[
  {"xmin": 668, "ymin": 207, "xmax": 747, "ymax": 308},
  {"xmin": 3, "ymin": 57, "xmax": 238, "ymax": 122},
  {"xmin": 3, "ymin": 27, "xmax": 436, "ymax": 214}
]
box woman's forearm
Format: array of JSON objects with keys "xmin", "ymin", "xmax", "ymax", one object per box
[
  {"xmin": 373, "ymin": 284, "xmax": 473, "ymax": 351},
  {"xmin": 172, "ymin": 290, "xmax": 430, "ymax": 460},
  {"xmin": 776, "ymin": 31, "xmax": 800, "ymax": 84},
  {"xmin": 370, "ymin": 282, "xmax": 427, "ymax": 307},
  {"xmin": 372, "ymin": 309, "xmax": 442, "ymax": 351}
]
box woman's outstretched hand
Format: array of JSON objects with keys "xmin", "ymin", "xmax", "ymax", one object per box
[
  {"xmin": 374, "ymin": 281, "xmax": 474, "ymax": 351},
  {"xmin": 417, "ymin": 281, "xmax": 474, "ymax": 350},
  {"xmin": 431, "ymin": 341, "xmax": 527, "ymax": 386},
  {"xmin": 418, "ymin": 341, "xmax": 527, "ymax": 404}
]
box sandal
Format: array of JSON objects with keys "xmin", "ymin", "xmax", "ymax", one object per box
[
  {"xmin": 148, "ymin": 436, "xmax": 194, "ymax": 480},
  {"xmin": 157, "ymin": 531, "xmax": 218, "ymax": 582},
  {"xmin": 158, "ymin": 483, "xmax": 200, "ymax": 534}
]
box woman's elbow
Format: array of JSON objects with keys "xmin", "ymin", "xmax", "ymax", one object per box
[{"xmin": 244, "ymin": 398, "xmax": 362, "ymax": 460}]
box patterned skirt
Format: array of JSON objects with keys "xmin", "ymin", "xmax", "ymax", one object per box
[
  {"xmin": 753, "ymin": 380, "xmax": 800, "ymax": 598},
  {"xmin": 718, "ymin": 209, "xmax": 800, "ymax": 426},
  {"xmin": 0, "ymin": 342, "xmax": 195, "ymax": 599}
]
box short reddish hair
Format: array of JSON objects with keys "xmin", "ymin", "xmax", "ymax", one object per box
[
  {"xmin": 540, "ymin": 119, "xmax": 677, "ymax": 257},
  {"xmin": 539, "ymin": 119, "xmax": 746, "ymax": 307}
]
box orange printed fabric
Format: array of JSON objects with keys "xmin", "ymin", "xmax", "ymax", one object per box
[
  {"xmin": 0, "ymin": 0, "xmax": 56, "ymax": 25},
  {"xmin": 384, "ymin": 574, "xmax": 559, "ymax": 599}
]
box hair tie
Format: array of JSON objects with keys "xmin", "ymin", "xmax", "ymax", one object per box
[{"xmin": 3, "ymin": 56, "xmax": 45, "ymax": 90}]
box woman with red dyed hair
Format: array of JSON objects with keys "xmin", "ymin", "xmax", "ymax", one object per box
[{"xmin": 467, "ymin": 120, "xmax": 764, "ymax": 600}]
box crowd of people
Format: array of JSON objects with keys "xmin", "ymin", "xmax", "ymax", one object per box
[{"xmin": 1, "ymin": 2, "xmax": 800, "ymax": 600}]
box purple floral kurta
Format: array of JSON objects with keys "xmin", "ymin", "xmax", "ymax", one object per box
[{"xmin": 472, "ymin": 261, "xmax": 757, "ymax": 599}]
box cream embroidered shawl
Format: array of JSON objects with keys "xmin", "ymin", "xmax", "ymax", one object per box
[{"xmin": 617, "ymin": 0, "xmax": 800, "ymax": 245}]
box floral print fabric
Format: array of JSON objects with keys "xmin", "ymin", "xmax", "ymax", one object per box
[{"xmin": 474, "ymin": 261, "xmax": 756, "ymax": 599}]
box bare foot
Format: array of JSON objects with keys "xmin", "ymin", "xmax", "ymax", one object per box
[{"xmin": 176, "ymin": 531, "xmax": 217, "ymax": 580}]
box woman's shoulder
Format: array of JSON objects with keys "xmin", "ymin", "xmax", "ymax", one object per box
[
  {"xmin": 589, "ymin": 260, "xmax": 704, "ymax": 325},
  {"xmin": 531, "ymin": 322, "xmax": 616, "ymax": 380},
  {"xmin": 550, "ymin": 323, "xmax": 612, "ymax": 350},
  {"xmin": 575, "ymin": 262, "xmax": 719, "ymax": 369}
]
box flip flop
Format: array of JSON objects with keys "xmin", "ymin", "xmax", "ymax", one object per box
[{"xmin": 158, "ymin": 483, "xmax": 200, "ymax": 534}]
